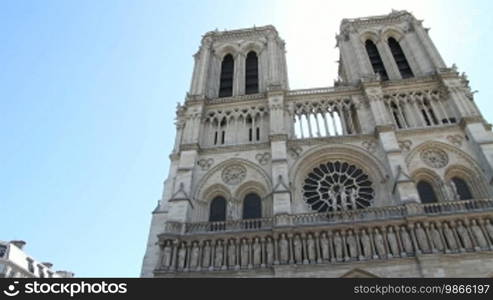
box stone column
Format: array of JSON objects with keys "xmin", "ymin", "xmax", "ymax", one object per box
[
  {"xmin": 376, "ymin": 39, "xmax": 401, "ymax": 80},
  {"xmin": 364, "ymin": 84, "xmax": 420, "ymax": 205},
  {"xmin": 269, "ymin": 90, "xmax": 292, "ymax": 216},
  {"xmin": 412, "ymin": 20, "xmax": 446, "ymax": 69},
  {"xmin": 266, "ymin": 30, "xmax": 280, "ymax": 86},
  {"xmin": 234, "ymin": 53, "xmax": 245, "ymax": 96},
  {"xmin": 315, "ymin": 232, "xmax": 322, "ymax": 264},
  {"xmin": 192, "ymin": 36, "xmax": 213, "ymax": 97}
]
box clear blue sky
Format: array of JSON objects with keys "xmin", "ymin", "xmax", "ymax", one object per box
[{"xmin": 1, "ymin": 0, "xmax": 492, "ymax": 277}]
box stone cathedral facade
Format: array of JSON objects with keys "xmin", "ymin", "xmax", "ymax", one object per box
[{"xmin": 141, "ymin": 10, "xmax": 493, "ymax": 277}]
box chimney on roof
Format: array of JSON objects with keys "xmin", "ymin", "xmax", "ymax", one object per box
[
  {"xmin": 10, "ymin": 240, "xmax": 26, "ymax": 250},
  {"xmin": 56, "ymin": 271, "xmax": 75, "ymax": 278},
  {"xmin": 42, "ymin": 262, "xmax": 53, "ymax": 269}
]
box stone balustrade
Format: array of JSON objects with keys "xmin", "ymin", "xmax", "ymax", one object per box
[{"xmin": 155, "ymin": 199, "xmax": 493, "ymax": 274}]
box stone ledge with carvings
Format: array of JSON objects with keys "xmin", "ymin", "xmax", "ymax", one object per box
[{"xmin": 155, "ymin": 199, "xmax": 493, "ymax": 274}]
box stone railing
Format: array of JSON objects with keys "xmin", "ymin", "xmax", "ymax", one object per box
[
  {"xmin": 420, "ymin": 198, "xmax": 493, "ymax": 215},
  {"xmin": 184, "ymin": 217, "xmax": 275, "ymax": 234},
  {"xmin": 155, "ymin": 199, "xmax": 493, "ymax": 274},
  {"xmin": 288, "ymin": 205, "xmax": 406, "ymax": 226},
  {"xmin": 286, "ymin": 87, "xmax": 337, "ymax": 96}
]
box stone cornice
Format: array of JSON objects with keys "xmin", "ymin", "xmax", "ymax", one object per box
[
  {"xmin": 379, "ymin": 75, "xmax": 441, "ymax": 91},
  {"xmin": 375, "ymin": 125, "xmax": 395, "ymax": 133},
  {"xmin": 180, "ymin": 143, "xmax": 201, "ymax": 152},
  {"xmin": 203, "ymin": 25, "xmax": 279, "ymax": 42},
  {"xmin": 269, "ymin": 134, "xmax": 288, "ymax": 142},
  {"xmin": 394, "ymin": 124, "xmax": 461, "ymax": 138},
  {"xmin": 341, "ymin": 10, "xmax": 414, "ymax": 30},
  {"xmin": 459, "ymin": 116, "xmax": 485, "ymax": 128},
  {"xmin": 202, "ymin": 93, "xmax": 266, "ymax": 106},
  {"xmin": 286, "ymin": 86, "xmax": 360, "ymax": 101},
  {"xmin": 203, "ymin": 98, "xmax": 267, "ymax": 112},
  {"xmin": 199, "ymin": 142, "xmax": 270, "ymax": 155},
  {"xmin": 286, "ymin": 134, "xmax": 374, "ymax": 147}
]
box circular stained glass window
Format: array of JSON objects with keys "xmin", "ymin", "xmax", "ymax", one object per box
[{"xmin": 302, "ymin": 161, "xmax": 374, "ymax": 212}]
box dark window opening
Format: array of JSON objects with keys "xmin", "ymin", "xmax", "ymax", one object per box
[
  {"xmin": 38, "ymin": 265, "xmax": 45, "ymax": 278},
  {"xmin": 421, "ymin": 100, "xmax": 438, "ymax": 126},
  {"xmin": 391, "ymin": 103, "xmax": 403, "ymax": 129},
  {"xmin": 388, "ymin": 37, "xmax": 413, "ymax": 79},
  {"xmin": 219, "ymin": 54, "xmax": 234, "ymax": 97},
  {"xmin": 452, "ymin": 177, "xmax": 473, "ymax": 200},
  {"xmin": 27, "ymin": 258, "xmax": 34, "ymax": 273},
  {"xmin": 365, "ymin": 40, "xmax": 388, "ymax": 80},
  {"xmin": 417, "ymin": 181, "xmax": 439, "ymax": 204},
  {"xmin": 256, "ymin": 127, "xmax": 260, "ymax": 141},
  {"xmin": 221, "ymin": 131, "xmax": 225, "ymax": 144},
  {"xmin": 243, "ymin": 193, "xmax": 262, "ymax": 229},
  {"xmin": 245, "ymin": 51, "xmax": 259, "ymax": 94},
  {"xmin": 209, "ymin": 196, "xmax": 226, "ymax": 222},
  {"xmin": 417, "ymin": 181, "xmax": 439, "ymax": 214},
  {"xmin": 214, "ymin": 132, "xmax": 218, "ymax": 145}
]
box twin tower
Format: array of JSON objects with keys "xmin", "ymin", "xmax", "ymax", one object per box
[{"xmin": 142, "ymin": 10, "xmax": 493, "ymax": 277}]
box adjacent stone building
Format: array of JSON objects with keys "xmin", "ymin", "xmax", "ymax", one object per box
[
  {"xmin": 0, "ymin": 240, "xmax": 74, "ymax": 278},
  {"xmin": 141, "ymin": 10, "xmax": 493, "ymax": 277}
]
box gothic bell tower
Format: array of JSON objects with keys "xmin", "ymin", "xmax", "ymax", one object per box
[{"xmin": 188, "ymin": 25, "xmax": 289, "ymax": 100}]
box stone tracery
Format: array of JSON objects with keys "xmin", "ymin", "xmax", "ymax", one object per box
[{"xmin": 302, "ymin": 161, "xmax": 374, "ymax": 212}]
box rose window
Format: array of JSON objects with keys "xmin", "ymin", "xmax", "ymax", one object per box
[{"xmin": 302, "ymin": 161, "xmax": 374, "ymax": 212}]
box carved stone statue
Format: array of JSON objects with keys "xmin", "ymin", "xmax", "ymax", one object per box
[
  {"xmin": 227, "ymin": 240, "xmax": 236, "ymax": 267},
  {"xmin": 400, "ymin": 227, "xmax": 414, "ymax": 254},
  {"xmin": 360, "ymin": 229, "xmax": 371, "ymax": 259},
  {"xmin": 387, "ymin": 227, "xmax": 399, "ymax": 256},
  {"xmin": 485, "ymin": 219, "xmax": 493, "ymax": 242},
  {"xmin": 346, "ymin": 230, "xmax": 358, "ymax": 259},
  {"xmin": 429, "ymin": 223, "xmax": 445, "ymax": 251},
  {"xmin": 456, "ymin": 221, "xmax": 473, "ymax": 249},
  {"xmin": 293, "ymin": 235, "xmax": 303, "ymax": 263},
  {"xmin": 328, "ymin": 190, "xmax": 337, "ymax": 211},
  {"xmin": 415, "ymin": 223, "xmax": 430, "ymax": 252},
  {"xmin": 441, "ymin": 181, "xmax": 454, "ymax": 202},
  {"xmin": 470, "ymin": 220, "xmax": 488, "ymax": 249},
  {"xmin": 320, "ymin": 232, "xmax": 330, "ymax": 261},
  {"xmin": 214, "ymin": 240, "xmax": 224, "ymax": 268},
  {"xmin": 340, "ymin": 187, "xmax": 348, "ymax": 210},
  {"xmin": 202, "ymin": 241, "xmax": 211, "ymax": 268},
  {"xmin": 443, "ymin": 223, "xmax": 458, "ymax": 250},
  {"xmin": 307, "ymin": 234, "xmax": 316, "ymax": 262},
  {"xmin": 190, "ymin": 241, "xmax": 200, "ymax": 269},
  {"xmin": 279, "ymin": 234, "xmax": 289, "ymax": 264},
  {"xmin": 227, "ymin": 200, "xmax": 237, "ymax": 220},
  {"xmin": 349, "ymin": 189, "xmax": 358, "ymax": 210},
  {"xmin": 265, "ymin": 237, "xmax": 274, "ymax": 265},
  {"xmin": 373, "ymin": 228, "xmax": 386, "ymax": 257},
  {"xmin": 240, "ymin": 239, "xmax": 249, "ymax": 267},
  {"xmin": 253, "ymin": 238, "xmax": 261, "ymax": 266},
  {"xmin": 161, "ymin": 241, "xmax": 173, "ymax": 268},
  {"xmin": 333, "ymin": 232, "xmax": 343, "ymax": 261},
  {"xmin": 448, "ymin": 180, "xmax": 460, "ymax": 201},
  {"xmin": 177, "ymin": 243, "xmax": 187, "ymax": 269}
]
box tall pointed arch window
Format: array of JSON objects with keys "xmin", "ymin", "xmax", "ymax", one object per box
[
  {"xmin": 417, "ymin": 181, "xmax": 439, "ymax": 204},
  {"xmin": 243, "ymin": 193, "xmax": 262, "ymax": 229},
  {"xmin": 245, "ymin": 51, "xmax": 259, "ymax": 94},
  {"xmin": 388, "ymin": 37, "xmax": 414, "ymax": 79},
  {"xmin": 219, "ymin": 54, "xmax": 234, "ymax": 97},
  {"xmin": 365, "ymin": 40, "xmax": 388, "ymax": 81},
  {"xmin": 451, "ymin": 177, "xmax": 473, "ymax": 200},
  {"xmin": 209, "ymin": 196, "xmax": 226, "ymax": 222}
]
